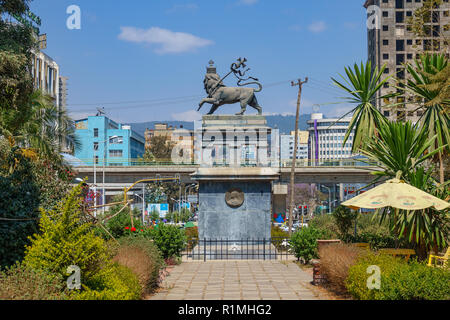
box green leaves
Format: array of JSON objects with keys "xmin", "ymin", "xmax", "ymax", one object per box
[
  {"xmin": 361, "ymin": 120, "xmax": 442, "ymax": 181},
  {"xmin": 331, "ymin": 61, "xmax": 390, "ymax": 153}
]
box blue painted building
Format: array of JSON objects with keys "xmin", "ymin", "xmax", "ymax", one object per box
[{"xmin": 74, "ymin": 116, "xmax": 145, "ymax": 166}]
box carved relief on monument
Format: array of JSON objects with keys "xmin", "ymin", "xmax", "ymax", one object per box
[{"xmin": 225, "ymin": 188, "xmax": 245, "ymax": 208}]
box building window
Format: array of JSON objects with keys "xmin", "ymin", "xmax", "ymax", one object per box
[
  {"xmin": 407, "ymin": 53, "xmax": 413, "ymax": 59},
  {"xmin": 384, "ymin": 68, "xmax": 390, "ymax": 74},
  {"xmin": 396, "ymin": 11, "xmax": 404, "ymax": 23},
  {"xmin": 396, "ymin": 0, "xmax": 404, "ymax": 8},
  {"xmin": 95, "ymin": 156, "xmax": 99, "ymax": 164},
  {"xmin": 407, "ymin": 39, "xmax": 413, "ymax": 45},
  {"xmin": 396, "ymin": 54, "xmax": 405, "ymax": 65},
  {"xmin": 383, "ymin": 53, "xmax": 389, "ymax": 59},
  {"xmin": 110, "ymin": 136, "xmax": 123, "ymax": 144},
  {"xmin": 384, "ymin": 111, "xmax": 390, "ymax": 117},
  {"xmin": 383, "ymin": 39, "xmax": 389, "ymax": 46},
  {"xmin": 383, "ymin": 11, "xmax": 389, "ymax": 17},
  {"xmin": 94, "ymin": 128, "xmax": 99, "ymax": 137},
  {"xmin": 109, "ymin": 150, "xmax": 123, "ymax": 158},
  {"xmin": 396, "ymin": 40, "xmax": 405, "ymax": 51},
  {"xmin": 383, "ymin": 25, "xmax": 389, "ymax": 31},
  {"xmin": 383, "ymin": 83, "xmax": 390, "ymax": 88},
  {"xmin": 93, "ymin": 142, "xmax": 98, "ymax": 151}
]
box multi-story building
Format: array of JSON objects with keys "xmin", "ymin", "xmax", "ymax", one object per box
[
  {"xmin": 307, "ymin": 113, "xmax": 356, "ymax": 163},
  {"xmin": 74, "ymin": 116, "xmax": 145, "ymax": 166},
  {"xmin": 145, "ymin": 123, "xmax": 195, "ymax": 161},
  {"xmin": 364, "ymin": 0, "xmax": 450, "ymax": 121},
  {"xmin": 280, "ymin": 131, "xmax": 309, "ymax": 161},
  {"xmin": 31, "ymin": 50, "xmax": 60, "ymax": 106}
]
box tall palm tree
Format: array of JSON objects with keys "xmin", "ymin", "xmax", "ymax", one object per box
[
  {"xmin": 361, "ymin": 120, "xmax": 449, "ymax": 259},
  {"xmin": 404, "ymin": 53, "xmax": 450, "ymax": 184},
  {"xmin": 331, "ymin": 61, "xmax": 392, "ymax": 153}
]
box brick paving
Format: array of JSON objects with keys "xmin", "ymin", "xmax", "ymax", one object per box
[{"xmin": 149, "ymin": 260, "xmax": 328, "ymax": 300}]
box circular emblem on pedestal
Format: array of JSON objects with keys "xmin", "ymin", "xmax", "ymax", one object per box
[{"xmin": 225, "ymin": 188, "xmax": 244, "ymax": 208}]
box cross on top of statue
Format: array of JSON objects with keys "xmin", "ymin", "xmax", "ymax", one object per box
[{"xmin": 198, "ymin": 58, "xmax": 263, "ymax": 116}]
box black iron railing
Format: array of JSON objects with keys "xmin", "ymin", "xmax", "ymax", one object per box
[{"xmin": 181, "ymin": 237, "xmax": 294, "ymax": 261}]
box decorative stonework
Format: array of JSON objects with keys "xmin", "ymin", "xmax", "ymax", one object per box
[{"xmin": 225, "ymin": 188, "xmax": 245, "ymax": 208}]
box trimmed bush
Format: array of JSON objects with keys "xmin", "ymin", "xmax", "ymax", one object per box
[
  {"xmin": 112, "ymin": 236, "xmax": 164, "ymax": 295},
  {"xmin": 290, "ymin": 227, "xmax": 323, "ymax": 263},
  {"xmin": 0, "ymin": 263, "xmax": 68, "ymax": 300},
  {"xmin": 70, "ymin": 263, "xmax": 142, "ymax": 300},
  {"xmin": 149, "ymin": 223, "xmax": 187, "ymax": 260},
  {"xmin": 318, "ymin": 243, "xmax": 362, "ymax": 294},
  {"xmin": 346, "ymin": 252, "xmax": 450, "ymax": 300}
]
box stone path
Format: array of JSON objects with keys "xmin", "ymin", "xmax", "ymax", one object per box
[{"xmin": 149, "ymin": 260, "xmax": 327, "ymax": 300}]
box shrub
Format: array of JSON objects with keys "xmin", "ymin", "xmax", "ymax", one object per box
[
  {"xmin": 97, "ymin": 209, "xmax": 144, "ymax": 240},
  {"xmin": 149, "ymin": 223, "xmax": 187, "ymax": 259},
  {"xmin": 185, "ymin": 226, "xmax": 198, "ymax": 250},
  {"xmin": 290, "ymin": 227, "xmax": 323, "ymax": 264},
  {"xmin": 332, "ymin": 206, "xmax": 358, "ymax": 238},
  {"xmin": 0, "ymin": 263, "xmax": 68, "ymax": 300},
  {"xmin": 0, "ymin": 157, "xmax": 40, "ymax": 269},
  {"xmin": 308, "ymin": 214, "xmax": 339, "ymax": 240},
  {"xmin": 70, "ymin": 263, "xmax": 141, "ymax": 300},
  {"xmin": 23, "ymin": 184, "xmax": 109, "ymax": 282},
  {"xmin": 112, "ymin": 236, "xmax": 164, "ymax": 295},
  {"xmin": 318, "ymin": 243, "xmax": 362, "ymax": 294},
  {"xmin": 346, "ymin": 252, "xmax": 450, "ymax": 300}
]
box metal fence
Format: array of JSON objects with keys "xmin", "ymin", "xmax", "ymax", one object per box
[
  {"xmin": 69, "ymin": 158, "xmax": 378, "ymax": 168},
  {"xmin": 181, "ymin": 237, "xmax": 296, "ymax": 261}
]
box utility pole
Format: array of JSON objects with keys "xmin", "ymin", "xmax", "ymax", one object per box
[{"xmin": 288, "ymin": 78, "xmax": 308, "ymax": 236}]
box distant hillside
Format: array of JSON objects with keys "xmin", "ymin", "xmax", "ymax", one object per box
[{"xmin": 129, "ymin": 114, "xmax": 312, "ymax": 136}]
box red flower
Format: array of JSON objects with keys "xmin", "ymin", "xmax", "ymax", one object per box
[
  {"xmin": 131, "ymin": 227, "xmax": 137, "ymax": 232},
  {"xmin": 140, "ymin": 229, "xmax": 144, "ymax": 232},
  {"xmin": 125, "ymin": 227, "xmax": 130, "ymax": 230}
]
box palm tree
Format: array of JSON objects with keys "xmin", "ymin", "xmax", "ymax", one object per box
[
  {"xmin": 0, "ymin": 89, "xmax": 79, "ymax": 166},
  {"xmin": 331, "ymin": 61, "xmax": 392, "ymax": 153},
  {"xmin": 360, "ymin": 120, "xmax": 442, "ymax": 182},
  {"xmin": 361, "ymin": 120, "xmax": 449, "ymax": 259},
  {"xmin": 404, "ymin": 53, "xmax": 450, "ymax": 184}
]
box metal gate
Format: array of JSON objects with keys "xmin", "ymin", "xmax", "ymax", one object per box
[{"xmin": 181, "ymin": 237, "xmax": 294, "ymax": 261}]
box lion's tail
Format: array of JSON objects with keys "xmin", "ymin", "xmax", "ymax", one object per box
[{"xmin": 237, "ymin": 79, "xmax": 262, "ymax": 92}]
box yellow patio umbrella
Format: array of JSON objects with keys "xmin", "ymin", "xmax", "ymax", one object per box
[{"xmin": 342, "ymin": 178, "xmax": 449, "ymax": 211}]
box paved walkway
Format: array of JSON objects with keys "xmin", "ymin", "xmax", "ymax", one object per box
[{"xmin": 149, "ymin": 260, "xmax": 327, "ymax": 300}]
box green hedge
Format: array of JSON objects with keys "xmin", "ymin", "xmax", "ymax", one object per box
[
  {"xmin": 70, "ymin": 263, "xmax": 142, "ymax": 300},
  {"xmin": 346, "ymin": 252, "xmax": 450, "ymax": 300}
]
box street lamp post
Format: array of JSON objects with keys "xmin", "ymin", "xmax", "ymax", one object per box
[
  {"xmin": 322, "ymin": 185, "xmax": 332, "ymax": 214},
  {"xmin": 102, "ymin": 135, "xmax": 118, "ymax": 215}
]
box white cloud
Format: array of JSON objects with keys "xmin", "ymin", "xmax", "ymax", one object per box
[
  {"xmin": 118, "ymin": 26, "xmax": 213, "ymax": 54},
  {"xmin": 238, "ymin": 0, "xmax": 259, "ymax": 5},
  {"xmin": 308, "ymin": 21, "xmax": 327, "ymax": 33},
  {"xmin": 171, "ymin": 110, "xmax": 202, "ymax": 121}
]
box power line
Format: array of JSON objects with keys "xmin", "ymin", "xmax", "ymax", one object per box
[{"xmin": 66, "ymin": 79, "xmax": 300, "ymax": 113}]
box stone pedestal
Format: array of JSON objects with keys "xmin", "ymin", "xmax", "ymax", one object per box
[
  {"xmin": 192, "ymin": 115, "xmax": 279, "ymax": 241},
  {"xmin": 192, "ymin": 167, "xmax": 279, "ymax": 240}
]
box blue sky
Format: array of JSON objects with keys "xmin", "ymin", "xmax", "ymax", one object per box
[{"xmin": 29, "ymin": 0, "xmax": 369, "ymax": 123}]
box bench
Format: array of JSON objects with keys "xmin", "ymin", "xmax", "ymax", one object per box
[
  {"xmin": 378, "ymin": 248, "xmax": 416, "ymax": 261},
  {"xmin": 428, "ymin": 247, "xmax": 449, "ymax": 268}
]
